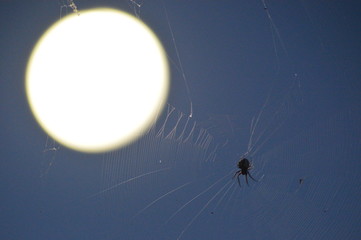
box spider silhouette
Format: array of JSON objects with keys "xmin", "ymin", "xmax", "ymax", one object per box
[{"xmin": 233, "ymin": 158, "xmax": 257, "ymax": 187}]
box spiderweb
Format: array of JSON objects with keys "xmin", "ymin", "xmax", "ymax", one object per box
[{"xmin": 37, "ymin": 1, "xmax": 361, "ymax": 240}]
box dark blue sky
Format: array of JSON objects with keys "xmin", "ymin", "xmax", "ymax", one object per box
[{"xmin": 1, "ymin": 1, "xmax": 361, "ymax": 239}]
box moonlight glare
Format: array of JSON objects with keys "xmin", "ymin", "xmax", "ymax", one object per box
[{"xmin": 26, "ymin": 8, "xmax": 169, "ymax": 153}]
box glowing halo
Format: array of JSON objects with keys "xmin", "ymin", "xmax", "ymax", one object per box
[{"xmin": 26, "ymin": 8, "xmax": 169, "ymax": 153}]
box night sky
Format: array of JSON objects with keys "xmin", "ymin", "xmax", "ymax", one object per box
[{"xmin": 1, "ymin": 1, "xmax": 361, "ymax": 239}]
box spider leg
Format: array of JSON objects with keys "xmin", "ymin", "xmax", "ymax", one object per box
[
  {"xmin": 248, "ymin": 171, "xmax": 258, "ymax": 182},
  {"xmin": 245, "ymin": 174, "xmax": 249, "ymax": 186},
  {"xmin": 233, "ymin": 170, "xmax": 241, "ymax": 179},
  {"xmin": 237, "ymin": 173, "xmax": 241, "ymax": 188}
]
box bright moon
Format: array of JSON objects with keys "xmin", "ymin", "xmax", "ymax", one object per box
[{"xmin": 26, "ymin": 8, "xmax": 169, "ymax": 153}]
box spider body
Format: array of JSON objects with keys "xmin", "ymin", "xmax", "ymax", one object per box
[{"xmin": 233, "ymin": 158, "xmax": 257, "ymax": 187}]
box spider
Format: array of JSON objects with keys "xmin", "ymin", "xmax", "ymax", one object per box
[{"xmin": 233, "ymin": 158, "xmax": 257, "ymax": 187}]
